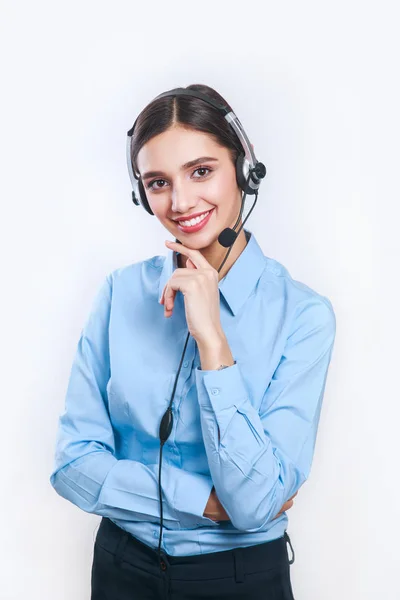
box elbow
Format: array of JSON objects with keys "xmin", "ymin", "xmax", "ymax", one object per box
[
  {"xmin": 49, "ymin": 445, "xmax": 116, "ymax": 511},
  {"xmin": 49, "ymin": 469, "xmax": 71, "ymax": 499},
  {"xmin": 48, "ymin": 460, "xmax": 101, "ymax": 514},
  {"xmin": 49, "ymin": 468, "xmax": 79, "ymax": 506},
  {"xmin": 228, "ymin": 505, "xmax": 269, "ymax": 532},
  {"xmin": 49, "ymin": 468, "xmax": 64, "ymax": 496},
  {"xmin": 229, "ymin": 471, "xmax": 308, "ymax": 533},
  {"xmin": 229, "ymin": 506, "xmax": 283, "ymax": 533},
  {"xmin": 49, "ymin": 469, "xmax": 71, "ymax": 506},
  {"xmin": 231, "ymin": 516, "xmax": 265, "ymax": 533}
]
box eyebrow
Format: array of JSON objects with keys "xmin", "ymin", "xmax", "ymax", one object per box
[{"xmin": 141, "ymin": 156, "xmax": 219, "ymax": 180}]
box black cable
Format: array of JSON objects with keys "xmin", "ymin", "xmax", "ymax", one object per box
[{"xmin": 156, "ymin": 170, "xmax": 259, "ymax": 562}]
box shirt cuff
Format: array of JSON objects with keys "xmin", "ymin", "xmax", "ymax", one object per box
[
  {"xmin": 194, "ymin": 362, "xmax": 250, "ymax": 439},
  {"xmin": 195, "ymin": 361, "xmax": 247, "ymax": 411},
  {"xmin": 173, "ymin": 471, "xmax": 220, "ymax": 528}
]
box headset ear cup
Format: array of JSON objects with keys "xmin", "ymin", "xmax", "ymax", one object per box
[
  {"xmin": 235, "ymin": 153, "xmax": 258, "ymax": 195},
  {"xmin": 138, "ymin": 179, "xmax": 154, "ymax": 215},
  {"xmin": 235, "ymin": 153, "xmax": 248, "ymax": 193},
  {"xmin": 131, "ymin": 190, "xmax": 140, "ymax": 206}
]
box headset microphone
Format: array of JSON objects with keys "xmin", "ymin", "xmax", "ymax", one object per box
[
  {"xmin": 218, "ymin": 195, "xmax": 244, "ymax": 247},
  {"xmin": 218, "ymin": 188, "xmax": 247, "ymax": 248},
  {"xmin": 218, "ymin": 228, "xmax": 237, "ymax": 248},
  {"xmin": 218, "ymin": 162, "xmax": 266, "ymax": 248}
]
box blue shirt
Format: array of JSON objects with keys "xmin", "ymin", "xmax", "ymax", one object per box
[{"xmin": 50, "ymin": 228, "xmax": 336, "ymax": 556}]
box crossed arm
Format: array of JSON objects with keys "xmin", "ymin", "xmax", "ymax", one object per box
[
  {"xmin": 50, "ymin": 275, "xmax": 335, "ymax": 532},
  {"xmin": 193, "ymin": 298, "xmax": 336, "ymax": 531},
  {"xmin": 204, "ymin": 486, "xmax": 298, "ymax": 521}
]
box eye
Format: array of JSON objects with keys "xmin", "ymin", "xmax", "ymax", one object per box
[
  {"xmin": 146, "ymin": 178, "xmax": 167, "ymax": 191},
  {"xmin": 193, "ymin": 167, "xmax": 212, "ymax": 178},
  {"xmin": 146, "ymin": 166, "xmax": 212, "ymax": 191}
]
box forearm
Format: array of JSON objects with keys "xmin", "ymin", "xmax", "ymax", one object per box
[
  {"xmin": 50, "ymin": 448, "xmax": 218, "ymax": 529},
  {"xmin": 197, "ymin": 331, "xmax": 235, "ymax": 371},
  {"xmin": 198, "ymin": 398, "xmax": 302, "ymax": 531},
  {"xmin": 195, "ymin": 336, "xmax": 304, "ymax": 532},
  {"xmin": 195, "ymin": 300, "xmax": 336, "ymax": 533}
]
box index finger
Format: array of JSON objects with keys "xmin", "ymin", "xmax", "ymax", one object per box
[{"xmin": 165, "ymin": 240, "xmax": 210, "ymax": 270}]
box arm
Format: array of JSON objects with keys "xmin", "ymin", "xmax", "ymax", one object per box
[
  {"xmin": 49, "ymin": 275, "xmax": 217, "ymax": 529},
  {"xmin": 195, "ymin": 297, "xmax": 336, "ymax": 532}
]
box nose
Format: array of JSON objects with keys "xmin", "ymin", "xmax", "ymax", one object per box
[{"xmin": 170, "ymin": 179, "xmax": 197, "ymax": 214}]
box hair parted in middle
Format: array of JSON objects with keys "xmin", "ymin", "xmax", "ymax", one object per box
[{"xmin": 129, "ymin": 83, "xmax": 243, "ymax": 180}]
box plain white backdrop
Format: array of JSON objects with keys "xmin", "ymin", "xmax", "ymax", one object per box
[{"xmin": 1, "ymin": 1, "xmax": 399, "ymax": 598}]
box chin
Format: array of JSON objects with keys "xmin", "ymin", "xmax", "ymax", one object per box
[{"xmin": 175, "ymin": 228, "xmax": 220, "ymax": 250}]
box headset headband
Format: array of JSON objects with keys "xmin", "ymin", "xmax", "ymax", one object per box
[{"xmin": 126, "ymin": 87, "xmax": 259, "ymax": 191}]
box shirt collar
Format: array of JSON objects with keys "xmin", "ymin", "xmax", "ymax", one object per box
[{"xmin": 157, "ymin": 228, "xmax": 267, "ymax": 317}]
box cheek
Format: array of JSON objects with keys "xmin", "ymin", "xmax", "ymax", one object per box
[
  {"xmin": 204, "ymin": 175, "xmax": 234, "ymax": 205},
  {"xmin": 210, "ymin": 175, "xmax": 240, "ymax": 212},
  {"xmin": 147, "ymin": 198, "xmax": 168, "ymax": 220}
]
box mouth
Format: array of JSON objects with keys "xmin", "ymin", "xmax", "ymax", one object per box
[{"xmin": 173, "ymin": 208, "xmax": 215, "ymax": 233}]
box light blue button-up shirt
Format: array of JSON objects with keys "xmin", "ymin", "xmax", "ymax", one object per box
[{"xmin": 50, "ymin": 228, "xmax": 336, "ymax": 556}]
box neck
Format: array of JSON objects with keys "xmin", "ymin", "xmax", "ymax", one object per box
[{"xmin": 177, "ymin": 227, "xmax": 249, "ymax": 281}]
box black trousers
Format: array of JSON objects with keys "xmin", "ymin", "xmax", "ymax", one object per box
[{"xmin": 91, "ymin": 517, "xmax": 296, "ymax": 599}]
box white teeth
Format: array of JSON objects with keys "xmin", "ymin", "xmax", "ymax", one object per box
[{"xmin": 178, "ymin": 211, "xmax": 210, "ymax": 227}]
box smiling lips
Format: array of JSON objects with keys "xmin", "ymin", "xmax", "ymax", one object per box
[{"xmin": 175, "ymin": 209, "xmax": 214, "ymax": 233}]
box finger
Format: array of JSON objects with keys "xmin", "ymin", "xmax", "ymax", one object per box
[
  {"xmin": 165, "ymin": 240, "xmax": 211, "ymax": 270},
  {"xmin": 164, "ymin": 287, "xmax": 172, "ymax": 312},
  {"xmin": 186, "ymin": 257, "xmax": 196, "ymax": 269},
  {"xmin": 273, "ymin": 500, "xmax": 294, "ymax": 520},
  {"xmin": 159, "ymin": 285, "xmax": 165, "ymax": 305},
  {"xmin": 160, "ymin": 283, "xmax": 175, "ymax": 311},
  {"xmin": 163, "ymin": 285, "xmax": 176, "ymax": 313},
  {"xmin": 160, "ymin": 284, "xmax": 169, "ymax": 306},
  {"xmin": 272, "ymin": 502, "xmax": 293, "ymax": 521}
]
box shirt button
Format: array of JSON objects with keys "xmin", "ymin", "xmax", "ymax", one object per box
[
  {"xmin": 153, "ymin": 531, "xmax": 158, "ymax": 537},
  {"xmin": 183, "ymin": 361, "xmax": 189, "ymax": 368},
  {"xmin": 211, "ymin": 388, "xmax": 219, "ymax": 395}
]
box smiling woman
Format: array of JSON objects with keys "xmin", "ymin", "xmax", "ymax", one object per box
[
  {"xmin": 50, "ymin": 83, "xmax": 335, "ymax": 600},
  {"xmin": 131, "ymin": 89, "xmax": 251, "ymax": 275}
]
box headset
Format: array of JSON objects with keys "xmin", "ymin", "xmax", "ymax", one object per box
[{"xmin": 126, "ymin": 87, "xmax": 267, "ymax": 567}]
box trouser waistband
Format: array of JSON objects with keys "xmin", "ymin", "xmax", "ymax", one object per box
[{"xmin": 95, "ymin": 518, "xmax": 295, "ymax": 582}]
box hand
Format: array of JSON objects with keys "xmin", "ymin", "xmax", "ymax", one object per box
[
  {"xmin": 203, "ymin": 489, "xmax": 299, "ymax": 522},
  {"xmin": 203, "ymin": 487, "xmax": 231, "ymax": 521},
  {"xmin": 272, "ymin": 491, "xmax": 298, "ymax": 520},
  {"xmin": 159, "ymin": 240, "xmax": 223, "ymax": 345}
]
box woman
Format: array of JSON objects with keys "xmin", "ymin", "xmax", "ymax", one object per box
[{"xmin": 50, "ymin": 84, "xmax": 336, "ymax": 599}]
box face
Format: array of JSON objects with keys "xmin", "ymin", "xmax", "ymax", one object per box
[{"xmin": 136, "ymin": 125, "xmax": 242, "ymax": 252}]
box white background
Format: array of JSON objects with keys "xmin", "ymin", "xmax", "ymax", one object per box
[{"xmin": 1, "ymin": 1, "xmax": 399, "ymax": 598}]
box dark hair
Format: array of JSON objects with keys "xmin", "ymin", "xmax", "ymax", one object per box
[{"xmin": 130, "ymin": 83, "xmax": 243, "ymax": 178}]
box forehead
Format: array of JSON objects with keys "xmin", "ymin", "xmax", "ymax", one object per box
[{"xmin": 136, "ymin": 126, "xmax": 227, "ymax": 173}]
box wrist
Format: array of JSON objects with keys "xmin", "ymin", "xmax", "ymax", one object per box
[
  {"xmin": 196, "ymin": 332, "xmax": 235, "ymax": 371},
  {"xmin": 194, "ymin": 328, "xmax": 225, "ymax": 350}
]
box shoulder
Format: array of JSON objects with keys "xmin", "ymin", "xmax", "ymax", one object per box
[
  {"xmin": 101, "ymin": 254, "xmax": 166, "ymax": 297},
  {"xmin": 259, "ymin": 255, "xmax": 336, "ymax": 334},
  {"xmin": 109, "ymin": 254, "xmax": 164, "ymax": 280}
]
